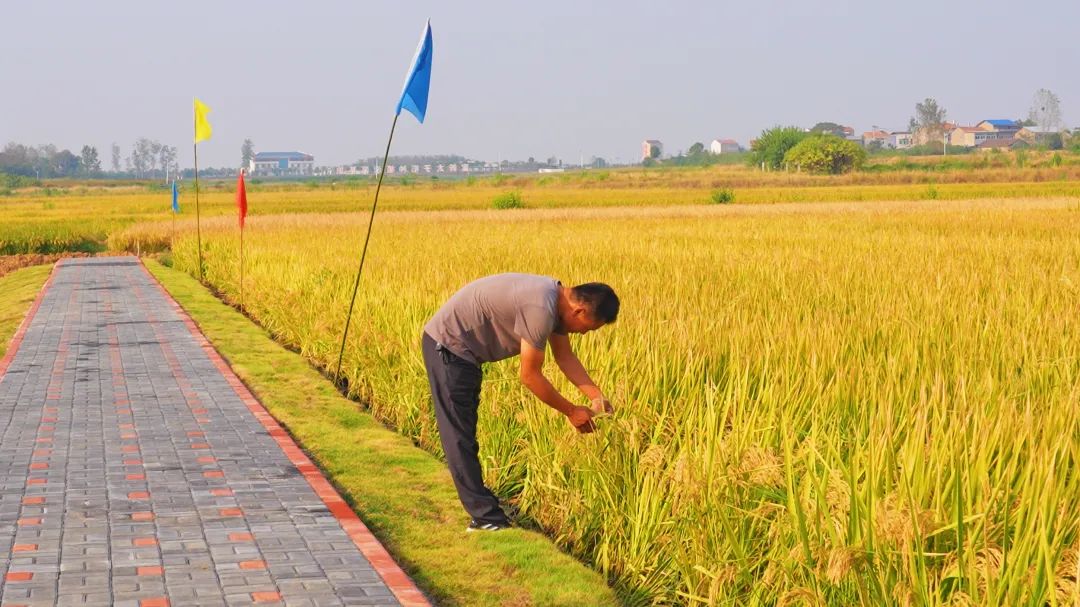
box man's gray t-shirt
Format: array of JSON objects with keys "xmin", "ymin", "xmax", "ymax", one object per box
[{"xmin": 424, "ymin": 273, "xmax": 565, "ymax": 365}]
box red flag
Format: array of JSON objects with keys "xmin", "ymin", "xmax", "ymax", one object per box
[{"xmin": 236, "ymin": 169, "xmax": 248, "ymax": 229}]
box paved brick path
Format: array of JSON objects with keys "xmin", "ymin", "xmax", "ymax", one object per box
[{"xmin": 0, "ymin": 258, "xmax": 428, "ymax": 607}]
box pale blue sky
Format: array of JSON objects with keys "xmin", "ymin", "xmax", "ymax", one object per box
[{"xmin": 2, "ymin": 0, "xmax": 1077, "ymax": 167}]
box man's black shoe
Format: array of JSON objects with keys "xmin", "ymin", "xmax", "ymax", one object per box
[{"xmin": 466, "ymin": 519, "xmax": 511, "ymax": 532}]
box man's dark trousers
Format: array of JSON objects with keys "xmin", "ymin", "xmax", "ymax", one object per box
[{"xmin": 421, "ymin": 332, "xmax": 509, "ymax": 525}]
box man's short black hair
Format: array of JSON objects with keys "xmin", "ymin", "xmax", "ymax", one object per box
[{"xmin": 571, "ymin": 283, "xmax": 620, "ymax": 323}]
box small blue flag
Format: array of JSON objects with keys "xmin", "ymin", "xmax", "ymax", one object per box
[
  {"xmin": 172, "ymin": 181, "xmax": 180, "ymax": 213},
  {"xmin": 396, "ymin": 20, "xmax": 433, "ymax": 123}
]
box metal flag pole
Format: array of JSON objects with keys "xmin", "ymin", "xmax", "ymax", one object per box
[
  {"xmin": 193, "ymin": 99, "xmax": 205, "ymax": 282},
  {"xmin": 239, "ymin": 170, "xmax": 245, "ymax": 312},
  {"xmin": 193, "ymin": 150, "xmax": 204, "ymax": 282},
  {"xmin": 332, "ymin": 18, "xmax": 431, "ymax": 387},
  {"xmin": 334, "ymin": 113, "xmax": 400, "ymax": 384},
  {"xmin": 240, "ymin": 217, "xmax": 244, "ymax": 311}
]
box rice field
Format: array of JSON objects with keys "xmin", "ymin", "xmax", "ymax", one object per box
[
  {"xmin": 113, "ymin": 197, "xmax": 1080, "ymax": 605},
  {"xmin": 5, "ymin": 157, "xmax": 1080, "ymax": 254}
]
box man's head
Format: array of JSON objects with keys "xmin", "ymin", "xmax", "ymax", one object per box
[{"xmin": 559, "ymin": 282, "xmax": 620, "ymax": 334}]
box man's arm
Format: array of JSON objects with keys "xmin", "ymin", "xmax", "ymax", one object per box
[
  {"xmin": 549, "ymin": 333, "xmax": 612, "ymax": 414},
  {"xmin": 549, "ymin": 333, "xmax": 603, "ymax": 400},
  {"xmin": 519, "ymin": 338, "xmax": 595, "ymax": 433}
]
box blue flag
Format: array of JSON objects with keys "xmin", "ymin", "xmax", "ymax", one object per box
[
  {"xmin": 396, "ymin": 20, "xmax": 433, "ymax": 123},
  {"xmin": 172, "ymin": 181, "xmax": 180, "ymax": 213}
]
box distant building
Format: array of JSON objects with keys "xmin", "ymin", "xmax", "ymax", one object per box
[
  {"xmin": 976, "ymin": 137, "xmax": 1026, "ymax": 151},
  {"xmin": 1016, "ymin": 126, "xmax": 1058, "ymax": 144},
  {"xmin": 862, "ymin": 130, "xmax": 890, "ymax": 147},
  {"xmin": 950, "ymin": 124, "xmax": 1013, "ymax": 147},
  {"xmin": 976, "ymin": 119, "xmax": 1021, "ymax": 135},
  {"xmin": 249, "ymin": 151, "xmax": 314, "ymax": 176},
  {"xmin": 709, "ymin": 139, "xmax": 741, "ymax": 154},
  {"xmin": 642, "ymin": 139, "xmax": 663, "ymax": 161},
  {"xmin": 912, "ymin": 122, "xmax": 956, "ymax": 146},
  {"xmin": 859, "ymin": 130, "xmax": 885, "ymax": 146},
  {"xmin": 948, "ymin": 126, "xmax": 982, "ymax": 147},
  {"xmin": 890, "ymin": 132, "xmax": 913, "ymax": 149},
  {"xmin": 333, "ymin": 165, "xmax": 361, "ymax": 176}
]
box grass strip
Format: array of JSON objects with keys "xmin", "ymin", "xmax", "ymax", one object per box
[
  {"xmin": 0, "ymin": 264, "xmax": 52, "ymax": 358},
  {"xmin": 144, "ymin": 259, "xmax": 617, "ymax": 607}
]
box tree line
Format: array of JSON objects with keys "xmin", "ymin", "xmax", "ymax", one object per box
[{"xmin": 0, "ymin": 139, "xmax": 179, "ymax": 180}]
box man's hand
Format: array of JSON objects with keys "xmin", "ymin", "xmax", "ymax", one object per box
[
  {"xmin": 590, "ymin": 396, "xmax": 613, "ymax": 417},
  {"xmin": 566, "ymin": 405, "xmax": 596, "ymax": 434}
]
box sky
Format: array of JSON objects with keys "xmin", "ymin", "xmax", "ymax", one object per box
[{"xmin": 2, "ymin": 0, "xmax": 1079, "ymax": 168}]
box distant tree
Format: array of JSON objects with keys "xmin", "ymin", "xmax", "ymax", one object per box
[
  {"xmin": 130, "ymin": 139, "xmax": 150, "ymax": 177},
  {"xmin": 53, "ymin": 149, "xmax": 80, "ymax": 176},
  {"xmin": 592, "ymin": 157, "xmax": 608, "ymax": 168},
  {"xmin": 1029, "ymin": 88, "xmax": 1063, "ymax": 132},
  {"xmin": 0, "ymin": 143, "xmax": 36, "ymax": 176},
  {"xmin": 1016, "ymin": 117, "xmax": 1038, "ymax": 127},
  {"xmin": 783, "ymin": 134, "xmax": 867, "ymax": 175},
  {"xmin": 866, "ymin": 139, "xmax": 884, "ymax": 153},
  {"xmin": 1047, "ymin": 132, "xmax": 1064, "ymax": 150},
  {"xmin": 241, "ymin": 138, "xmax": 255, "ymax": 169},
  {"xmin": 111, "ymin": 143, "xmax": 121, "ymax": 173},
  {"xmin": 810, "ymin": 122, "xmax": 848, "ymax": 137},
  {"xmin": 909, "ymin": 98, "xmax": 948, "ymax": 142},
  {"xmin": 749, "ymin": 126, "xmax": 808, "ymax": 170},
  {"xmin": 79, "ymin": 145, "xmax": 101, "ymax": 175},
  {"xmin": 129, "ymin": 138, "xmax": 167, "ymax": 178},
  {"xmin": 688, "ymin": 142, "xmax": 705, "ymax": 156},
  {"xmin": 642, "ymin": 157, "xmax": 657, "ymax": 167},
  {"xmin": 158, "ymin": 145, "xmax": 178, "ymax": 181},
  {"xmin": 36, "ymin": 144, "xmax": 57, "ymax": 177}
]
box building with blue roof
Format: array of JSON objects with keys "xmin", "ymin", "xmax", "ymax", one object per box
[
  {"xmin": 249, "ymin": 151, "xmax": 315, "ymax": 176},
  {"xmin": 975, "ymin": 119, "xmax": 1021, "ymax": 135}
]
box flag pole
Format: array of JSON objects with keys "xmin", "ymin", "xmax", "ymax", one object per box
[
  {"xmin": 193, "ymin": 143, "xmax": 204, "ymax": 282},
  {"xmin": 193, "ymin": 99, "xmax": 204, "ymax": 283},
  {"xmin": 240, "ymin": 219, "xmax": 244, "ymax": 311},
  {"xmin": 334, "ymin": 112, "xmax": 400, "ymax": 385},
  {"xmin": 171, "ymin": 181, "xmax": 176, "ymax": 249},
  {"xmin": 240, "ymin": 172, "xmax": 245, "ymax": 313}
]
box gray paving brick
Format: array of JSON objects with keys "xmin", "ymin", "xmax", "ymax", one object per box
[{"xmin": 0, "ymin": 258, "xmax": 409, "ymax": 606}]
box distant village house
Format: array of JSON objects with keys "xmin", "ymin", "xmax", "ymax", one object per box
[
  {"xmin": 642, "ymin": 140, "xmax": 663, "ymax": 161},
  {"xmin": 709, "ymin": 139, "xmax": 741, "ymax": 154},
  {"xmin": 249, "ymin": 151, "xmax": 315, "ymax": 176}
]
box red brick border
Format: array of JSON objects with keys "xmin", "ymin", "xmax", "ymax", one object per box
[
  {"xmin": 138, "ymin": 260, "xmax": 430, "ymax": 607},
  {"xmin": 0, "ymin": 262, "xmax": 59, "ymax": 380}
]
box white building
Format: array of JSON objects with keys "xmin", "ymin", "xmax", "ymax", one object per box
[
  {"xmin": 709, "ymin": 138, "xmax": 741, "ymax": 154},
  {"xmin": 890, "ymin": 132, "xmax": 913, "ymax": 149},
  {"xmin": 641, "ymin": 139, "xmax": 663, "ymax": 161},
  {"xmin": 249, "ymin": 151, "xmax": 315, "ymax": 176}
]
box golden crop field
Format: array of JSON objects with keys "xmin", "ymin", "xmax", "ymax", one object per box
[
  {"xmin": 5, "ymin": 156, "xmax": 1080, "ymax": 254},
  {"xmin": 113, "ymin": 197, "xmax": 1080, "ymax": 605}
]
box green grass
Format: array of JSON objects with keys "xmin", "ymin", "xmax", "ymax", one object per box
[
  {"xmin": 0, "ymin": 264, "xmax": 52, "ymax": 358},
  {"xmin": 143, "ymin": 259, "xmax": 617, "ymax": 607}
]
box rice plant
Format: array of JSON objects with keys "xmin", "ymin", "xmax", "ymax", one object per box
[{"xmin": 115, "ymin": 197, "xmax": 1080, "ymax": 605}]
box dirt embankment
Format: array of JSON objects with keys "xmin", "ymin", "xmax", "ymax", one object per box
[{"xmin": 0, "ymin": 253, "xmax": 130, "ymax": 278}]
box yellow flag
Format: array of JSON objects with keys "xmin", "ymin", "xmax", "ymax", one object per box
[{"xmin": 194, "ymin": 98, "xmax": 212, "ymax": 143}]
